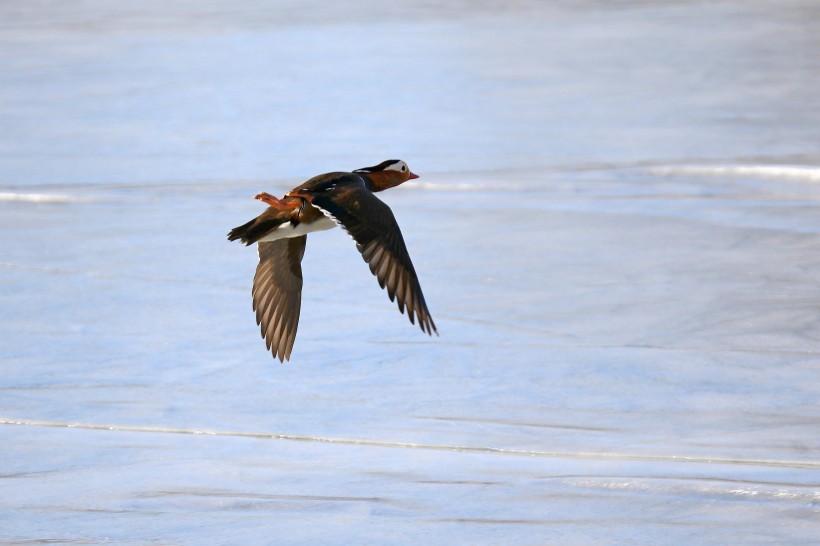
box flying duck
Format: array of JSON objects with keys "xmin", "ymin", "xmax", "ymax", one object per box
[{"xmin": 228, "ymin": 160, "xmax": 438, "ymax": 361}]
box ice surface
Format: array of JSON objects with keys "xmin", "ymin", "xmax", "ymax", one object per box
[{"xmin": 1, "ymin": 1, "xmax": 819, "ymax": 544}]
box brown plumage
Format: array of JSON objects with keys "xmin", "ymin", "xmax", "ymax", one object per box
[
  {"xmin": 228, "ymin": 160, "xmax": 438, "ymax": 362},
  {"xmin": 252, "ymin": 236, "xmax": 306, "ymax": 361}
]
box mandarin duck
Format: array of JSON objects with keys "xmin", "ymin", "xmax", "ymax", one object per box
[{"xmin": 228, "ymin": 160, "xmax": 438, "ymax": 361}]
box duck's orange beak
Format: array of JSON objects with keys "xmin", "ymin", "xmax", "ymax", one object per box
[{"xmin": 408, "ymin": 171, "xmax": 419, "ymax": 179}]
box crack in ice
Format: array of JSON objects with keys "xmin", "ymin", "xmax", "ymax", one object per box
[{"xmin": 2, "ymin": 417, "xmax": 818, "ymax": 470}]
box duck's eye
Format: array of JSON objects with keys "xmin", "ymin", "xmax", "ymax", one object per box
[{"xmin": 401, "ymin": 165, "xmax": 407, "ymax": 172}]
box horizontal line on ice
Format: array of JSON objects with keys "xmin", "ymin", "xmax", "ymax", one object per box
[
  {"xmin": 647, "ymin": 164, "xmax": 820, "ymax": 182},
  {"xmin": 2, "ymin": 416, "xmax": 818, "ymax": 470},
  {"xmin": 0, "ymin": 191, "xmax": 89, "ymax": 203}
]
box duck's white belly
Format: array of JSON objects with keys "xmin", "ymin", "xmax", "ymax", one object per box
[{"xmin": 258, "ymin": 215, "xmax": 337, "ymax": 242}]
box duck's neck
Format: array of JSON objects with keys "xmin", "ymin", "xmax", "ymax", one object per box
[{"xmin": 360, "ymin": 171, "xmax": 399, "ymax": 192}]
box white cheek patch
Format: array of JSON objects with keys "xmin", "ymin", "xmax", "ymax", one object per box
[{"xmin": 384, "ymin": 161, "xmax": 407, "ymax": 173}]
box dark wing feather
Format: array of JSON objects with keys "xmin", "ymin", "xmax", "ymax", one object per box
[
  {"xmin": 252, "ymin": 236, "xmax": 307, "ymax": 361},
  {"xmin": 301, "ymin": 180, "xmax": 438, "ymax": 336}
]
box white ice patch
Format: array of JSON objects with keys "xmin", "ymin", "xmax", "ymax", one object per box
[
  {"xmin": 647, "ymin": 164, "xmax": 820, "ymax": 183},
  {"xmin": 397, "ymin": 181, "xmax": 506, "ymax": 192},
  {"xmin": 257, "ymin": 215, "xmax": 337, "ymax": 242},
  {"xmin": 0, "ymin": 192, "xmax": 86, "ymax": 203}
]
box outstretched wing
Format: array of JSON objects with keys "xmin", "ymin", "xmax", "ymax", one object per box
[
  {"xmin": 298, "ymin": 180, "xmax": 438, "ymax": 336},
  {"xmin": 252, "ymin": 236, "xmax": 307, "ymax": 361}
]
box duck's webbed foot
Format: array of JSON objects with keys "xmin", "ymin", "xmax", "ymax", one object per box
[{"xmin": 254, "ymin": 192, "xmax": 288, "ymax": 208}]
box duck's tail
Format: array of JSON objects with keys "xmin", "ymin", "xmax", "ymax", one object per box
[
  {"xmin": 228, "ymin": 211, "xmax": 289, "ymax": 246},
  {"xmin": 227, "ymin": 217, "xmax": 259, "ymax": 245}
]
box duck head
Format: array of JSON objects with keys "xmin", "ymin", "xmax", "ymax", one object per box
[{"xmin": 354, "ymin": 159, "xmax": 419, "ymax": 192}]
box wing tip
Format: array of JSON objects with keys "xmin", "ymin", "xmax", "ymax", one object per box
[
  {"xmin": 274, "ymin": 349, "xmax": 289, "ymax": 363},
  {"xmin": 422, "ymin": 315, "xmax": 439, "ymax": 337}
]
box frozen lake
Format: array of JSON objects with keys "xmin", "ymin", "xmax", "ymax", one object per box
[{"xmin": 2, "ymin": 1, "xmax": 819, "ymax": 544}]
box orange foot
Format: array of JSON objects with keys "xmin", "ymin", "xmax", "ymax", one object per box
[{"xmin": 254, "ymin": 192, "xmax": 288, "ymax": 208}]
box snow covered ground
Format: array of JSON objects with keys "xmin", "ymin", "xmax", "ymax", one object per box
[{"xmin": 1, "ymin": 1, "xmax": 819, "ymax": 544}]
